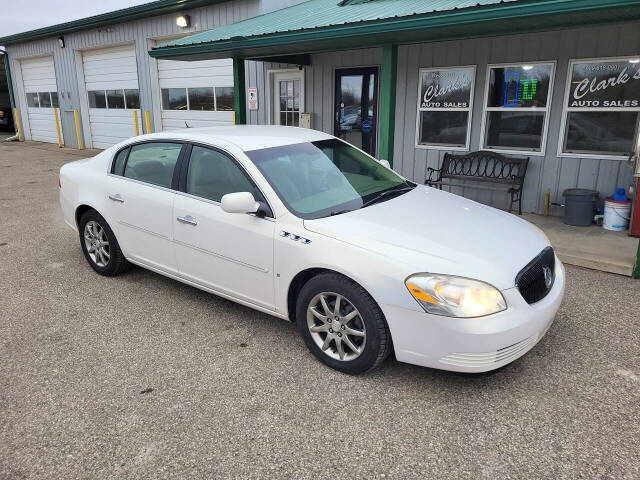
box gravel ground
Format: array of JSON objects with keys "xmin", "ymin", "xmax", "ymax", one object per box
[{"xmin": 1, "ymin": 142, "xmax": 639, "ymax": 480}]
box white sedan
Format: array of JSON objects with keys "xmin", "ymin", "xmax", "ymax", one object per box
[{"xmin": 59, "ymin": 126, "xmax": 564, "ymax": 374}]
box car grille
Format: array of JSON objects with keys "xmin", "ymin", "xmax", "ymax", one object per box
[
  {"xmin": 516, "ymin": 247, "xmax": 555, "ymax": 304},
  {"xmin": 439, "ymin": 335, "xmax": 538, "ymax": 368}
]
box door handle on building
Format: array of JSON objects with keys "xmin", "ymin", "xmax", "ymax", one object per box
[
  {"xmin": 177, "ymin": 215, "xmax": 198, "ymax": 226},
  {"xmin": 108, "ymin": 194, "xmax": 124, "ymax": 203}
]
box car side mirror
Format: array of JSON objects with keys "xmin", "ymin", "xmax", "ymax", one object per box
[
  {"xmin": 379, "ymin": 159, "xmax": 391, "ymax": 169},
  {"xmin": 221, "ymin": 192, "xmax": 260, "ymax": 214}
]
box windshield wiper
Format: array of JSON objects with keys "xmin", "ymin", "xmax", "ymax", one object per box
[
  {"xmin": 329, "ymin": 209, "xmax": 354, "ymax": 216},
  {"xmin": 360, "ymin": 185, "xmax": 414, "ymax": 208}
]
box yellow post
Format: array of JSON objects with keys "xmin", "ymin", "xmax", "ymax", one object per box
[
  {"xmin": 544, "ymin": 188, "xmax": 551, "ymax": 216},
  {"xmin": 133, "ymin": 110, "xmax": 140, "ymax": 136},
  {"xmin": 53, "ymin": 108, "xmax": 63, "ymax": 147},
  {"xmin": 232, "ymin": 112, "xmax": 236, "ymax": 125},
  {"xmin": 144, "ymin": 110, "xmax": 152, "ymax": 134},
  {"xmin": 73, "ymin": 109, "xmax": 83, "ymax": 150},
  {"xmin": 13, "ymin": 108, "xmax": 23, "ymax": 141}
]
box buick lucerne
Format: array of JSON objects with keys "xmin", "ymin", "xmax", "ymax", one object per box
[{"xmin": 59, "ymin": 126, "xmax": 564, "ymax": 374}]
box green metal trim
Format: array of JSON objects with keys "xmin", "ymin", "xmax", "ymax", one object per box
[
  {"xmin": 233, "ymin": 58, "xmax": 246, "ymax": 125},
  {"xmin": 378, "ymin": 44, "xmax": 397, "ymax": 166},
  {"xmin": 150, "ymin": 0, "xmax": 640, "ymax": 59},
  {"xmin": 0, "ymin": 0, "xmax": 229, "ymax": 45},
  {"xmin": 633, "ymin": 238, "xmax": 640, "ymax": 279}
]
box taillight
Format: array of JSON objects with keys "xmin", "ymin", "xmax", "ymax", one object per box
[{"xmin": 0, "ymin": 110, "xmax": 4, "ymax": 116}]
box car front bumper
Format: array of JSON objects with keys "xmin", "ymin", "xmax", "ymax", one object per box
[{"xmin": 380, "ymin": 258, "xmax": 565, "ymax": 373}]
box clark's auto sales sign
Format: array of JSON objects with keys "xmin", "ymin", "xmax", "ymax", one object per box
[
  {"xmin": 569, "ymin": 60, "xmax": 640, "ymax": 108},
  {"xmin": 420, "ymin": 67, "xmax": 473, "ymax": 109}
]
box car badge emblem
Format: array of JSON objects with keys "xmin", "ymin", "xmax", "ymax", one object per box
[{"xmin": 543, "ymin": 266, "xmax": 553, "ymax": 289}]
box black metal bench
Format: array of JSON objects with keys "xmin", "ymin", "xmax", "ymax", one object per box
[{"xmin": 426, "ymin": 151, "xmax": 529, "ymax": 214}]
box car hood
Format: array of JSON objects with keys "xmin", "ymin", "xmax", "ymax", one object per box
[{"xmin": 303, "ymin": 185, "xmax": 549, "ymax": 290}]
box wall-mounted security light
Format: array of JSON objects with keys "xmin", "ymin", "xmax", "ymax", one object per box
[
  {"xmin": 58, "ymin": 36, "xmax": 65, "ymax": 48},
  {"xmin": 176, "ymin": 15, "xmax": 190, "ymax": 28},
  {"xmin": 629, "ymin": 58, "xmax": 640, "ymax": 64},
  {"xmin": 522, "ymin": 65, "xmax": 533, "ymax": 70}
]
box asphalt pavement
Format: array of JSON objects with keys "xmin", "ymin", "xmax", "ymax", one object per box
[{"xmin": 1, "ymin": 141, "xmax": 639, "ymax": 479}]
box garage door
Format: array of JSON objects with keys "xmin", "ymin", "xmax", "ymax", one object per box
[
  {"xmin": 20, "ymin": 56, "xmax": 60, "ymax": 143},
  {"xmin": 82, "ymin": 45, "xmax": 140, "ymax": 149},
  {"xmin": 156, "ymin": 51, "xmax": 234, "ymax": 130}
]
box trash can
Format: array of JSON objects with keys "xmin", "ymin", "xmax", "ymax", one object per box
[{"xmin": 562, "ymin": 189, "xmax": 599, "ymax": 226}]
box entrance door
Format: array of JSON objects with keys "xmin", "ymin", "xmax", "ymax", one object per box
[
  {"xmin": 334, "ymin": 67, "xmax": 378, "ymax": 156},
  {"xmin": 20, "ymin": 56, "xmax": 60, "ymax": 143},
  {"xmin": 272, "ymin": 71, "xmax": 304, "ymax": 127}
]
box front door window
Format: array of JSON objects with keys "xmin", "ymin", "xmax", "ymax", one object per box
[{"xmin": 335, "ymin": 67, "xmax": 378, "ymax": 156}]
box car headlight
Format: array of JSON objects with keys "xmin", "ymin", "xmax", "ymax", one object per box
[{"xmin": 405, "ymin": 274, "xmax": 506, "ymax": 318}]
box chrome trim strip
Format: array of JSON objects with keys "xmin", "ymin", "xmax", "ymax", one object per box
[{"xmin": 172, "ymin": 238, "xmax": 269, "ymax": 273}]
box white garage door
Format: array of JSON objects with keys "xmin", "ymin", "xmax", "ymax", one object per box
[
  {"xmin": 157, "ymin": 54, "xmax": 234, "ymax": 131},
  {"xmin": 82, "ymin": 45, "xmax": 140, "ymax": 149},
  {"xmin": 20, "ymin": 56, "xmax": 60, "ymax": 143}
]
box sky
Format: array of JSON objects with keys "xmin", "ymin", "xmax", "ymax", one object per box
[{"xmin": 0, "ymin": 0, "xmax": 153, "ymax": 37}]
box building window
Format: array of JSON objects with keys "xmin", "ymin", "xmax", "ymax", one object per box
[
  {"xmin": 416, "ymin": 66, "xmax": 475, "ymax": 149},
  {"xmin": 88, "ymin": 89, "xmax": 140, "ymax": 109},
  {"xmin": 482, "ymin": 62, "xmax": 555, "ymax": 154},
  {"xmin": 560, "ymin": 57, "xmax": 640, "ymax": 158},
  {"xmin": 161, "ymin": 87, "xmax": 234, "ymax": 111},
  {"xmin": 26, "ymin": 91, "xmax": 59, "ymax": 108}
]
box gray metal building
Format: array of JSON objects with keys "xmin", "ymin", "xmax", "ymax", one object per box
[{"xmin": 2, "ymin": 0, "xmax": 640, "ymax": 217}]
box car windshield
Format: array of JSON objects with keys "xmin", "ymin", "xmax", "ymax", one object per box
[{"xmin": 245, "ymin": 139, "xmax": 411, "ymax": 219}]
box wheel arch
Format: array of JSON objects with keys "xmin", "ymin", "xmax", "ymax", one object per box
[
  {"xmin": 286, "ymin": 267, "xmax": 378, "ymax": 323},
  {"xmin": 75, "ymin": 204, "xmax": 98, "ymax": 228}
]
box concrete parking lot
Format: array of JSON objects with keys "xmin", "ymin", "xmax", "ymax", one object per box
[{"xmin": 1, "ymin": 141, "xmax": 639, "ymax": 480}]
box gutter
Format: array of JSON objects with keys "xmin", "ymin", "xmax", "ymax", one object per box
[{"xmin": 149, "ymin": 0, "xmax": 640, "ymax": 59}]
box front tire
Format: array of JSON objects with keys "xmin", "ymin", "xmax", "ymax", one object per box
[
  {"xmin": 296, "ymin": 273, "xmax": 391, "ymax": 374},
  {"xmin": 78, "ymin": 209, "xmax": 128, "ymax": 276}
]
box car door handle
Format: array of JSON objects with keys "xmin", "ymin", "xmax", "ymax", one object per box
[
  {"xmin": 177, "ymin": 215, "xmax": 198, "ymax": 226},
  {"xmin": 108, "ymin": 194, "xmax": 124, "ymax": 203}
]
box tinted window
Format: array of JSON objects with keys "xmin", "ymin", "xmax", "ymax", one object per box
[
  {"xmin": 124, "ymin": 143, "xmax": 182, "ymax": 188},
  {"xmin": 186, "ymin": 146, "xmax": 257, "ymax": 203},
  {"xmin": 485, "ymin": 111, "xmax": 545, "ymax": 151},
  {"xmin": 112, "ymin": 147, "xmax": 129, "ymax": 176},
  {"xmin": 419, "ymin": 111, "xmax": 468, "ymax": 147},
  {"xmin": 162, "ymin": 88, "xmax": 187, "ymax": 110},
  {"xmin": 487, "ymin": 64, "xmax": 552, "ymax": 108},
  {"xmin": 50, "ymin": 92, "xmax": 59, "ymax": 108},
  {"xmin": 39, "ymin": 92, "xmax": 52, "ymax": 108},
  {"xmin": 124, "ymin": 89, "xmax": 140, "ymax": 109},
  {"xmin": 88, "ymin": 91, "xmax": 106, "ymax": 109},
  {"xmin": 215, "ymin": 87, "xmax": 234, "ymax": 111},
  {"xmin": 564, "ymin": 111, "xmax": 639, "ymax": 155},
  {"xmin": 107, "ymin": 90, "xmax": 125, "ymax": 109},
  {"xmin": 26, "ymin": 92, "xmax": 39, "ymax": 108},
  {"xmin": 189, "ymin": 87, "xmax": 215, "ymax": 111}
]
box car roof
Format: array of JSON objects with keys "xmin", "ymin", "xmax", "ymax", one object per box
[{"xmin": 136, "ymin": 125, "xmax": 334, "ymax": 152}]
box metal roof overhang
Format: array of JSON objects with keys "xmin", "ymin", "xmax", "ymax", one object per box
[{"xmin": 149, "ymin": 0, "xmax": 640, "ymax": 62}]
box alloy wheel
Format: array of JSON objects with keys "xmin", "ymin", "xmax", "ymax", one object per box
[
  {"xmin": 306, "ymin": 292, "xmax": 367, "ymax": 361},
  {"xmin": 83, "ymin": 220, "xmax": 110, "ymax": 267}
]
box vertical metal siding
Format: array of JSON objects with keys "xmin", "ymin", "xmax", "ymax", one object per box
[{"xmin": 394, "ymin": 21, "xmax": 640, "ymax": 214}]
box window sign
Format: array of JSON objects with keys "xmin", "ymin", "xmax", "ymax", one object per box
[
  {"xmin": 567, "ymin": 60, "xmax": 640, "ymax": 108},
  {"xmin": 482, "ymin": 62, "xmax": 555, "ymax": 154},
  {"xmin": 560, "ymin": 57, "xmax": 640, "ymax": 158},
  {"xmin": 416, "ymin": 66, "xmax": 475, "ymax": 150}
]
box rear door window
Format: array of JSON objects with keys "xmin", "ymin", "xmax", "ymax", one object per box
[{"xmin": 123, "ymin": 143, "xmax": 183, "ymax": 188}]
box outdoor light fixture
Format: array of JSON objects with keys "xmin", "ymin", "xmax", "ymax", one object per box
[
  {"xmin": 58, "ymin": 36, "xmax": 65, "ymax": 48},
  {"xmin": 629, "ymin": 58, "xmax": 640, "ymax": 64},
  {"xmin": 522, "ymin": 65, "xmax": 533, "ymax": 70},
  {"xmin": 176, "ymin": 15, "xmax": 190, "ymax": 28}
]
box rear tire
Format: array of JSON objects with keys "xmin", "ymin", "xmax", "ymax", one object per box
[
  {"xmin": 296, "ymin": 273, "xmax": 391, "ymax": 374},
  {"xmin": 78, "ymin": 209, "xmax": 129, "ymax": 276}
]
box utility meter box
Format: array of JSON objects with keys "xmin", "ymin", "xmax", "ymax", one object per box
[{"xmin": 300, "ymin": 113, "xmax": 313, "ymax": 129}]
